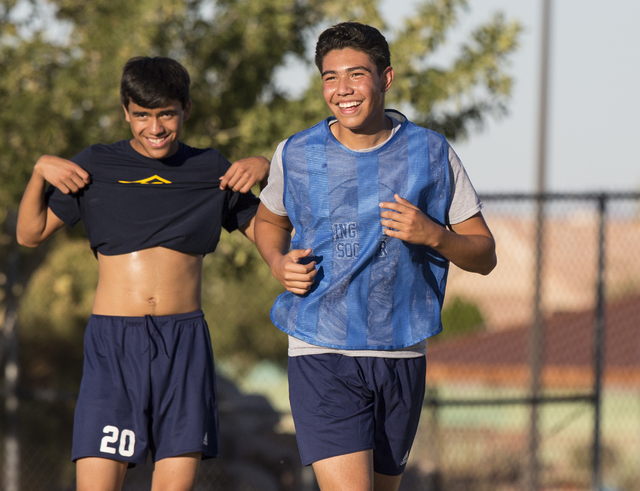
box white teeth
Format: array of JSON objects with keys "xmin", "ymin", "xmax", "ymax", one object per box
[
  {"xmin": 339, "ymin": 101, "xmax": 361, "ymax": 108},
  {"xmin": 148, "ymin": 137, "xmax": 166, "ymax": 144}
]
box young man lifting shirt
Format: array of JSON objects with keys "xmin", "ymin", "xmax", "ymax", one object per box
[{"xmin": 17, "ymin": 56, "xmax": 268, "ymax": 491}]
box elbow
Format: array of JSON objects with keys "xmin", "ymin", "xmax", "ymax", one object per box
[
  {"xmin": 16, "ymin": 237, "xmax": 39, "ymax": 248},
  {"xmin": 16, "ymin": 230, "xmax": 42, "ymax": 248},
  {"xmin": 477, "ymin": 237, "xmax": 497, "ymax": 275},
  {"xmin": 475, "ymin": 247, "xmax": 497, "ymax": 275},
  {"xmin": 478, "ymin": 253, "xmax": 497, "ymax": 276}
]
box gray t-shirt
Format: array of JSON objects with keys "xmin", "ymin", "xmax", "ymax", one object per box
[{"xmin": 260, "ymin": 113, "xmax": 483, "ymax": 358}]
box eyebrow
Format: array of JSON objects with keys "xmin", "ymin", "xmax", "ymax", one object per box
[
  {"xmin": 321, "ymin": 66, "xmax": 373, "ymax": 77},
  {"xmin": 131, "ymin": 109, "xmax": 178, "ymax": 116}
]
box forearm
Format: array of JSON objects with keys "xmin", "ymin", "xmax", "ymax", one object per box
[
  {"xmin": 380, "ymin": 198, "xmax": 497, "ymax": 276},
  {"xmin": 431, "ymin": 227, "xmax": 496, "ymax": 275},
  {"xmin": 17, "ymin": 154, "xmax": 88, "ymax": 246},
  {"xmin": 255, "ymin": 205, "xmax": 317, "ymax": 294},
  {"xmin": 254, "ymin": 215, "xmax": 292, "ymax": 271},
  {"xmin": 16, "ymin": 171, "xmax": 53, "ymax": 247}
]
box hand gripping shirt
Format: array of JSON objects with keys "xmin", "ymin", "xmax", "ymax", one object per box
[
  {"xmin": 270, "ymin": 113, "xmax": 452, "ymax": 350},
  {"xmin": 46, "ymin": 140, "xmax": 259, "ymax": 256}
]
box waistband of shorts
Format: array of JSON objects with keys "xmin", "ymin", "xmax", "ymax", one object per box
[{"xmin": 89, "ymin": 310, "xmax": 205, "ymax": 323}]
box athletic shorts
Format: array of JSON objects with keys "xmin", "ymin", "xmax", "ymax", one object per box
[
  {"xmin": 72, "ymin": 310, "xmax": 219, "ymax": 464},
  {"xmin": 288, "ymin": 354, "xmax": 426, "ymax": 476}
]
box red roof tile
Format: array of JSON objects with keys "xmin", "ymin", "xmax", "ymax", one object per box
[{"xmin": 426, "ymin": 295, "xmax": 640, "ymax": 387}]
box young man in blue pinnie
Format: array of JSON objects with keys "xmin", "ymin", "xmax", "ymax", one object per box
[
  {"xmin": 255, "ymin": 22, "xmax": 497, "ymax": 491},
  {"xmin": 17, "ymin": 56, "xmax": 269, "ymax": 491}
]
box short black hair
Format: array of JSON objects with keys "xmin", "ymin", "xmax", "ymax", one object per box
[
  {"xmin": 120, "ymin": 56, "xmax": 190, "ymax": 110},
  {"xmin": 314, "ymin": 22, "xmax": 391, "ymax": 75}
]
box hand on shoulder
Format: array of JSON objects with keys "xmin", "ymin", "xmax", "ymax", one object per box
[{"xmin": 220, "ymin": 156, "xmax": 270, "ymax": 193}]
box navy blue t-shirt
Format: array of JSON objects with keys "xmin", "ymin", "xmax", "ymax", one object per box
[{"xmin": 46, "ymin": 140, "xmax": 260, "ymax": 256}]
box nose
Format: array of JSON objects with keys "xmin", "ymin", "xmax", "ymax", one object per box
[
  {"xmin": 149, "ymin": 117, "xmax": 165, "ymax": 135},
  {"xmin": 336, "ymin": 75, "xmax": 353, "ymax": 96}
]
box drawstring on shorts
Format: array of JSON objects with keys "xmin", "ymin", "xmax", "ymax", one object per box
[{"xmin": 144, "ymin": 315, "xmax": 170, "ymax": 359}]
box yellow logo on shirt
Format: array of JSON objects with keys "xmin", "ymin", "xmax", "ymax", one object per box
[{"xmin": 118, "ymin": 175, "xmax": 172, "ymax": 184}]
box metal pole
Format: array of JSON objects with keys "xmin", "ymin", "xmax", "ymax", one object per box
[
  {"xmin": 591, "ymin": 195, "xmax": 606, "ymax": 491},
  {"xmin": 536, "ymin": 0, "xmax": 552, "ymax": 195},
  {"xmin": 527, "ymin": 204, "xmax": 544, "ymax": 491},
  {"xmin": 527, "ymin": 1, "xmax": 552, "ymax": 490}
]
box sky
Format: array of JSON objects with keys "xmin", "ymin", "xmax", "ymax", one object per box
[
  {"xmin": 281, "ymin": 0, "xmax": 640, "ymax": 194},
  {"xmin": 377, "ymin": 0, "xmax": 640, "ymax": 194}
]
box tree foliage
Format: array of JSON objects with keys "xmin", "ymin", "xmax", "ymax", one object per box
[
  {"xmin": 0, "ymin": 0, "xmax": 521, "ymax": 383},
  {"xmin": 438, "ymin": 296, "xmax": 485, "ymax": 340}
]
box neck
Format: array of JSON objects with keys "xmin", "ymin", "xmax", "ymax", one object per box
[{"xmin": 330, "ymin": 115, "xmax": 392, "ymax": 150}]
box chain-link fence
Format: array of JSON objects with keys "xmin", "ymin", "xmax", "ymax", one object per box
[
  {"xmin": 2, "ymin": 192, "xmax": 639, "ymax": 490},
  {"xmin": 408, "ymin": 192, "xmax": 640, "ymax": 491}
]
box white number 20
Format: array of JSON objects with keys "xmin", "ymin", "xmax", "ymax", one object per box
[{"xmin": 100, "ymin": 425, "xmax": 136, "ymax": 457}]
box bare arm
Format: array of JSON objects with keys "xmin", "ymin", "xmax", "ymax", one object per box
[
  {"xmin": 16, "ymin": 155, "xmax": 90, "ymax": 247},
  {"xmin": 379, "ymin": 194, "xmax": 496, "ymax": 275},
  {"xmin": 220, "ymin": 156, "xmax": 270, "ymax": 193},
  {"xmin": 224, "ymin": 155, "xmax": 271, "ymax": 243},
  {"xmin": 238, "ymin": 215, "xmax": 256, "ymax": 243},
  {"xmin": 254, "ymin": 203, "xmax": 317, "ymax": 295}
]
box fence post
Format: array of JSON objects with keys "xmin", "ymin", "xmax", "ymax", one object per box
[
  {"xmin": 527, "ymin": 192, "xmax": 545, "ymax": 491},
  {"xmin": 528, "ymin": 0, "xmax": 553, "ymax": 486},
  {"xmin": 591, "ymin": 194, "xmax": 606, "ymax": 491}
]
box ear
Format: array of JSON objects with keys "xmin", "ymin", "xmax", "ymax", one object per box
[
  {"xmin": 123, "ymin": 105, "xmax": 131, "ymax": 122},
  {"xmin": 183, "ymin": 100, "xmax": 192, "ymax": 121},
  {"xmin": 381, "ymin": 66, "xmax": 394, "ymax": 93}
]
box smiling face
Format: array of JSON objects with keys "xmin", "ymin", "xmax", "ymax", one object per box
[
  {"xmin": 321, "ymin": 48, "xmax": 394, "ymax": 149},
  {"xmin": 124, "ymin": 100, "xmax": 191, "ymax": 159}
]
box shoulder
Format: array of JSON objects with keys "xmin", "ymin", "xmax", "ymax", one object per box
[
  {"xmin": 287, "ymin": 119, "xmax": 329, "ymax": 145},
  {"xmin": 387, "ymin": 110, "xmax": 448, "ymax": 150},
  {"xmin": 406, "ymin": 120, "xmax": 447, "ymax": 146},
  {"xmin": 267, "ymin": 139, "xmax": 288, "ymax": 181},
  {"xmin": 180, "ymin": 143, "xmax": 229, "ymax": 164},
  {"xmin": 400, "ymin": 121, "xmax": 449, "ymax": 165},
  {"xmin": 274, "ymin": 139, "xmax": 287, "ymax": 162},
  {"xmin": 282, "ymin": 119, "xmax": 330, "ymax": 161},
  {"xmin": 88, "ymin": 140, "xmax": 134, "ymax": 155},
  {"xmin": 70, "ymin": 141, "xmax": 123, "ymax": 167},
  {"xmin": 167, "ymin": 143, "xmax": 233, "ymax": 175},
  {"xmin": 259, "ymin": 140, "xmax": 289, "ymax": 216},
  {"xmin": 74, "ymin": 140, "xmax": 134, "ymax": 160}
]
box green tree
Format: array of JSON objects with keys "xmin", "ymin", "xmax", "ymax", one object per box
[
  {"xmin": 1, "ymin": 0, "xmax": 521, "ymax": 383},
  {"xmin": 438, "ymin": 296, "xmax": 485, "ymax": 340}
]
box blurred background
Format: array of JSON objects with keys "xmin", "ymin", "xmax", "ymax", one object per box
[{"xmin": 1, "ymin": 0, "xmax": 639, "ymax": 490}]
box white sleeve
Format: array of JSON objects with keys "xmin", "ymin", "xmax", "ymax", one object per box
[
  {"xmin": 259, "ymin": 140, "xmax": 288, "ymax": 216},
  {"xmin": 447, "ymin": 143, "xmax": 483, "ymax": 225}
]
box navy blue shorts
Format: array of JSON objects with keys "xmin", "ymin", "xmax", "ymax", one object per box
[
  {"xmin": 288, "ymin": 354, "xmax": 426, "ymax": 476},
  {"xmin": 72, "ymin": 311, "xmax": 219, "ymax": 464}
]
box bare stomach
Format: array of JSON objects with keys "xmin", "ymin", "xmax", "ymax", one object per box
[{"xmin": 93, "ymin": 247, "xmax": 203, "ymax": 317}]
